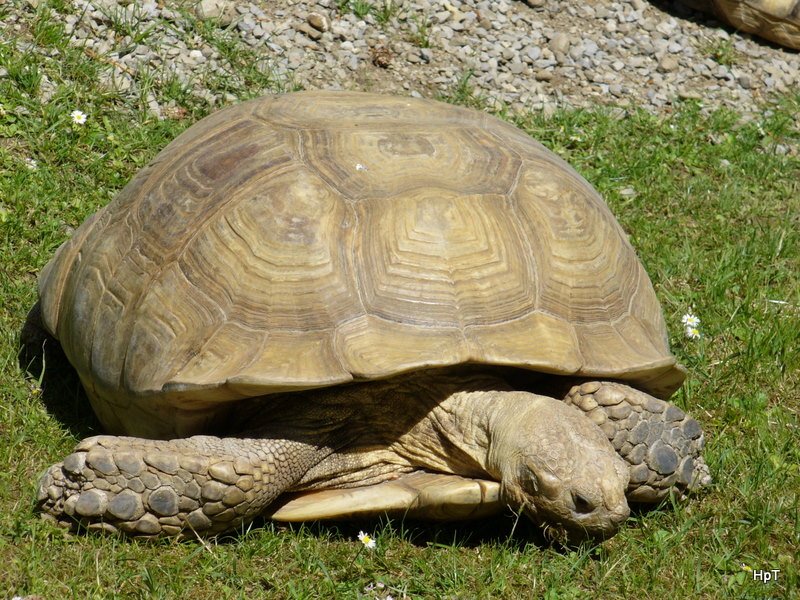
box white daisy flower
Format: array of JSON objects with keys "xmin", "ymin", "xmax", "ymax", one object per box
[
  {"xmin": 357, "ymin": 530, "xmax": 376, "ymax": 549},
  {"xmin": 681, "ymin": 313, "xmax": 700, "ymax": 328},
  {"xmin": 685, "ymin": 326, "xmax": 701, "ymax": 340},
  {"xmin": 70, "ymin": 109, "xmax": 88, "ymax": 125}
]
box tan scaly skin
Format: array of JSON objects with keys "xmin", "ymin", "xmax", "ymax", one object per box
[{"xmin": 38, "ymin": 373, "xmax": 632, "ymax": 543}]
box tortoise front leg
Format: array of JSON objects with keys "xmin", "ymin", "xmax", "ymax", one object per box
[
  {"xmin": 36, "ymin": 434, "xmax": 328, "ymax": 538},
  {"xmin": 564, "ymin": 382, "xmax": 711, "ymax": 503}
]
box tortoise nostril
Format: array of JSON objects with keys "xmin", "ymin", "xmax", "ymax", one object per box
[{"xmin": 573, "ymin": 492, "xmax": 594, "ymax": 514}]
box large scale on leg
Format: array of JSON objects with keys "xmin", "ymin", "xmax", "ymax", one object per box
[{"xmin": 33, "ymin": 91, "xmax": 710, "ymax": 543}]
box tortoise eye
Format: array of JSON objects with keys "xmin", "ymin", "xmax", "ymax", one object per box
[{"xmin": 572, "ymin": 492, "xmax": 595, "ymax": 514}]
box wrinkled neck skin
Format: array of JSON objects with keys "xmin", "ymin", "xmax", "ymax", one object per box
[
  {"xmin": 392, "ymin": 385, "xmax": 532, "ymax": 480},
  {"xmin": 235, "ymin": 371, "xmax": 516, "ymax": 487}
]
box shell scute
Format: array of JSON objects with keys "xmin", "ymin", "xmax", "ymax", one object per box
[{"xmin": 38, "ymin": 92, "xmax": 684, "ymax": 437}]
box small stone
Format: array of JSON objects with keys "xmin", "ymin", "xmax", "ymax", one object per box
[
  {"xmin": 549, "ymin": 33, "xmax": 570, "ymax": 55},
  {"xmin": 509, "ymin": 61, "xmax": 525, "ymax": 74},
  {"xmin": 195, "ymin": 0, "xmax": 237, "ymax": 27},
  {"xmin": 526, "ymin": 46, "xmax": 542, "ymax": 62},
  {"xmin": 678, "ymin": 90, "xmax": 703, "ymax": 101},
  {"xmin": 297, "ymin": 23, "xmax": 322, "ymax": 41},
  {"xmin": 75, "ymin": 489, "xmax": 108, "ymax": 517},
  {"xmin": 307, "ymin": 12, "xmax": 329, "ymax": 32},
  {"xmin": 434, "ymin": 10, "xmax": 451, "ymax": 23},
  {"xmin": 658, "ymin": 55, "xmax": 679, "ymax": 73},
  {"xmin": 148, "ymin": 487, "xmax": 180, "ymax": 516}
]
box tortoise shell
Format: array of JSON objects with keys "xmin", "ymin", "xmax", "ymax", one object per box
[
  {"xmin": 38, "ymin": 91, "xmax": 685, "ymax": 437},
  {"xmin": 687, "ymin": 0, "xmax": 800, "ymax": 50}
]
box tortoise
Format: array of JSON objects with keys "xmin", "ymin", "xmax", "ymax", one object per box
[
  {"xmin": 34, "ymin": 91, "xmax": 710, "ymax": 544},
  {"xmin": 685, "ymin": 0, "xmax": 800, "ymax": 49}
]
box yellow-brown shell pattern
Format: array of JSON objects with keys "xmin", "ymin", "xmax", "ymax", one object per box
[{"xmin": 38, "ymin": 92, "xmax": 684, "ymax": 435}]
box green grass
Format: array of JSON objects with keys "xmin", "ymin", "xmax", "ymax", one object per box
[{"xmin": 2, "ymin": 4, "xmax": 799, "ymax": 599}]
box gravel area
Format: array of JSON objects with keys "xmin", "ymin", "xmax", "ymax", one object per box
[{"xmin": 5, "ymin": 0, "xmax": 800, "ymax": 117}]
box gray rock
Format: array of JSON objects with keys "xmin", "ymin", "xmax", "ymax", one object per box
[
  {"xmin": 549, "ymin": 32, "xmax": 571, "ymax": 55},
  {"xmin": 307, "ymin": 12, "xmax": 329, "ymax": 32},
  {"xmin": 195, "ymin": 0, "xmax": 237, "ymax": 27},
  {"xmin": 658, "ymin": 55, "xmax": 680, "ymax": 73},
  {"xmin": 8, "ymin": 0, "xmax": 791, "ymax": 140}
]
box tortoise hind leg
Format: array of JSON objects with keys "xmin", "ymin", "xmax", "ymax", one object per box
[
  {"xmin": 564, "ymin": 382, "xmax": 711, "ymax": 503},
  {"xmin": 37, "ymin": 434, "xmax": 327, "ymax": 538}
]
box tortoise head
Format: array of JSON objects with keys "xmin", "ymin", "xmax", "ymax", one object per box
[{"xmin": 490, "ymin": 395, "xmax": 630, "ymax": 543}]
